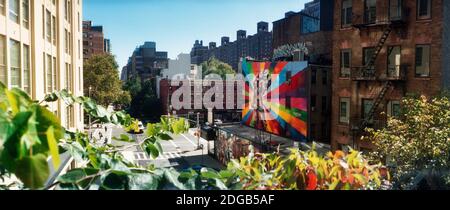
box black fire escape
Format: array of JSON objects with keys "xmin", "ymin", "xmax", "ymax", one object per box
[{"xmin": 350, "ymin": 4, "xmax": 409, "ymax": 146}]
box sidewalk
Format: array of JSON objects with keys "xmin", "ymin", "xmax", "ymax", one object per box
[{"xmin": 182, "ymin": 131, "xmax": 224, "ymax": 170}]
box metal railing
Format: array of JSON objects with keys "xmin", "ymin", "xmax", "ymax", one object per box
[{"xmin": 351, "ymin": 65, "xmax": 408, "ymax": 81}]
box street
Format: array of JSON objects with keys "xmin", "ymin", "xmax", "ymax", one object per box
[{"xmin": 92, "ymin": 124, "xmax": 223, "ymax": 171}]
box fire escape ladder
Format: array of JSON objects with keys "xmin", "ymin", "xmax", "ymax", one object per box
[
  {"xmin": 363, "ymin": 25, "xmax": 393, "ymax": 76},
  {"xmin": 360, "ymin": 81, "xmax": 392, "ymax": 130}
]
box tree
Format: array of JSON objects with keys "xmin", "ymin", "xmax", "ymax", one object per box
[
  {"xmin": 201, "ymin": 57, "xmax": 235, "ymax": 79},
  {"xmin": 128, "ymin": 79, "xmax": 162, "ymax": 120},
  {"xmin": 84, "ymin": 54, "xmax": 131, "ymax": 107},
  {"xmin": 123, "ymin": 75, "xmax": 142, "ymax": 98},
  {"xmin": 366, "ymin": 95, "xmax": 450, "ymax": 190}
]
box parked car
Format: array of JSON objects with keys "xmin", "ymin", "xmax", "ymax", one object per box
[{"xmin": 138, "ymin": 121, "xmax": 145, "ymax": 133}]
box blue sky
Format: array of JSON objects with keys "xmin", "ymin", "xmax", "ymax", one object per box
[{"xmin": 83, "ymin": 0, "xmax": 308, "ymax": 69}]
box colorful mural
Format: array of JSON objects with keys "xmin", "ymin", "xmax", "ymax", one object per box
[{"xmin": 241, "ymin": 60, "xmax": 308, "ymax": 141}]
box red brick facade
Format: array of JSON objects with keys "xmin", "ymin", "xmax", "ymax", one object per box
[
  {"xmin": 82, "ymin": 21, "xmax": 105, "ymax": 60},
  {"xmin": 331, "ymin": 0, "xmax": 447, "ymax": 151}
]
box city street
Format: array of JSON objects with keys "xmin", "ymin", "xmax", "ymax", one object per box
[{"xmin": 91, "ymin": 124, "xmax": 223, "ymax": 171}]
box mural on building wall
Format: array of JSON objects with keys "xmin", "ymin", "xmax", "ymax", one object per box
[{"xmin": 241, "ymin": 60, "xmax": 308, "ymax": 141}]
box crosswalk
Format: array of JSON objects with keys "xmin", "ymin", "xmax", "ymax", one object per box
[{"xmin": 133, "ymin": 151, "xmax": 182, "ymax": 161}]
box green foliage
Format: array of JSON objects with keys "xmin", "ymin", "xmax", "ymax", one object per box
[
  {"xmin": 127, "ymin": 78, "xmax": 162, "ymax": 119},
  {"xmin": 215, "ymin": 148, "xmax": 389, "ymax": 190},
  {"xmin": 84, "ymin": 54, "xmax": 131, "ymax": 107},
  {"xmin": 0, "ymin": 82, "xmax": 132, "ymax": 189},
  {"xmin": 366, "ymin": 95, "xmax": 450, "ymax": 190},
  {"xmin": 201, "ymin": 57, "xmax": 235, "ymax": 79}
]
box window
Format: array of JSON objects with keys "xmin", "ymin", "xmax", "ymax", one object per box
[
  {"xmin": 52, "ymin": 16, "xmax": 56, "ymax": 44},
  {"xmin": 23, "ymin": 44, "xmax": 30, "ymax": 94},
  {"xmin": 46, "ymin": 54, "xmax": 52, "ymax": 92},
  {"xmin": 42, "ymin": 6, "xmax": 44, "ymax": 39},
  {"xmin": 53, "ymin": 57, "xmax": 57, "ymax": 90},
  {"xmin": 79, "ymin": 67, "xmax": 82, "ymax": 91},
  {"xmin": 69, "ymin": 32, "xmax": 72, "ymax": 55},
  {"xmin": 311, "ymin": 69, "xmax": 317, "ymax": 84},
  {"xmin": 78, "ymin": 12, "xmax": 80, "ymax": 32},
  {"xmin": 322, "ymin": 96, "xmax": 327, "ymax": 113},
  {"xmin": 0, "ymin": 35, "xmax": 5, "ymax": 85},
  {"xmin": 339, "ymin": 98, "xmax": 350, "ymax": 124},
  {"xmin": 415, "ymin": 45, "xmax": 430, "ymax": 77},
  {"xmin": 362, "ymin": 99, "xmax": 374, "ymax": 122},
  {"xmin": 311, "ymin": 95, "xmax": 316, "ymax": 110},
  {"xmin": 310, "ymin": 124, "xmax": 316, "ymax": 141},
  {"xmin": 417, "ymin": 0, "xmax": 431, "ymax": 19},
  {"xmin": 68, "ymin": 0, "xmax": 72, "ymax": 24},
  {"xmin": 66, "ymin": 106, "xmax": 74, "ymax": 128},
  {"xmin": 64, "ymin": 0, "xmax": 68, "ymax": 20},
  {"xmin": 389, "ymin": 0, "xmax": 403, "ymax": 21},
  {"xmin": 364, "ymin": 0, "xmax": 377, "ymax": 24},
  {"xmin": 78, "ymin": 40, "xmax": 80, "ymax": 59},
  {"xmin": 46, "ymin": 10, "xmax": 51, "ymax": 42},
  {"xmin": 340, "ymin": 49, "xmax": 351, "ymax": 77},
  {"xmin": 387, "ymin": 100, "xmax": 401, "ymax": 117},
  {"xmin": 363, "ymin": 47, "xmax": 376, "ymax": 75},
  {"xmin": 22, "ymin": 0, "xmax": 29, "ymax": 28},
  {"xmin": 65, "ymin": 29, "xmax": 69, "ymax": 53},
  {"xmin": 9, "ymin": 0, "xmax": 19, "ymax": 23},
  {"xmin": 341, "ymin": 0, "xmax": 352, "ymax": 27},
  {"xmin": 322, "ymin": 69, "xmax": 328, "ymax": 85},
  {"xmin": 387, "ymin": 46, "xmax": 401, "ymax": 77},
  {"xmin": 10, "ymin": 39, "xmax": 21, "ymax": 88},
  {"xmin": 0, "ymin": 0, "xmax": 5, "ymax": 16},
  {"xmin": 66, "ymin": 63, "xmax": 72, "ymax": 91}
]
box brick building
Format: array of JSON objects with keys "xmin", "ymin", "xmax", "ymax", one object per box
[
  {"xmin": 82, "ymin": 21, "xmax": 109, "ymax": 60},
  {"xmin": 159, "ymin": 78, "xmax": 243, "ymax": 123},
  {"xmin": 190, "ymin": 22, "xmax": 272, "ymax": 71},
  {"xmin": 272, "ymin": 0, "xmax": 334, "ymax": 144},
  {"xmin": 331, "ymin": 0, "xmax": 450, "ymax": 151}
]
